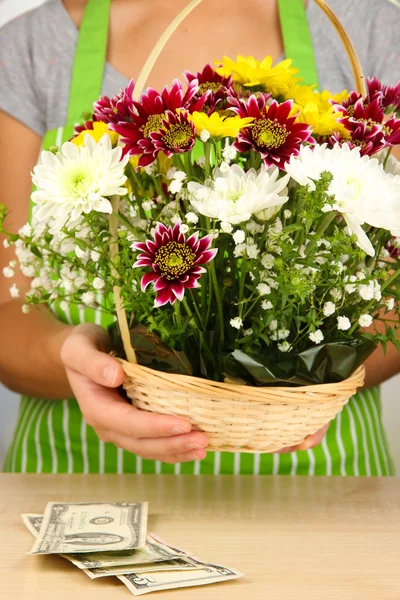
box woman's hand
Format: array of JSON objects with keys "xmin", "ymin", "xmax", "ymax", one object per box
[
  {"xmin": 275, "ymin": 422, "xmax": 330, "ymax": 454},
  {"xmin": 60, "ymin": 323, "xmax": 209, "ymax": 464}
]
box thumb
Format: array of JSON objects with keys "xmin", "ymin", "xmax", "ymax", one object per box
[{"xmin": 60, "ymin": 325, "xmax": 125, "ymax": 388}]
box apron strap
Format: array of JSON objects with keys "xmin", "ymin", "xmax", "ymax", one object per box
[
  {"xmin": 66, "ymin": 0, "xmax": 112, "ymax": 124},
  {"xmin": 277, "ymin": 0, "xmax": 320, "ymax": 89}
]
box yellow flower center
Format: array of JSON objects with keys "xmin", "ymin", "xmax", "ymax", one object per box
[
  {"xmin": 70, "ymin": 170, "xmax": 89, "ymax": 196},
  {"xmin": 198, "ymin": 82, "xmax": 222, "ymax": 95},
  {"xmin": 252, "ymin": 119, "xmax": 288, "ymax": 149},
  {"xmin": 143, "ymin": 113, "xmax": 166, "ymax": 138},
  {"xmin": 162, "ymin": 123, "xmax": 194, "ymax": 149},
  {"xmin": 155, "ymin": 241, "xmax": 196, "ymax": 280}
]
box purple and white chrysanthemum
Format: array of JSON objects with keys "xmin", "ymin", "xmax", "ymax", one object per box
[{"xmin": 133, "ymin": 222, "xmax": 217, "ymax": 307}]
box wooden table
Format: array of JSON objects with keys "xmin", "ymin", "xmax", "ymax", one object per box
[{"xmin": 1, "ymin": 475, "xmax": 399, "ymax": 600}]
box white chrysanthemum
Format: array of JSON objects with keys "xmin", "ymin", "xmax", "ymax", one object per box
[
  {"xmin": 309, "ymin": 329, "xmax": 324, "ymax": 344},
  {"xmin": 186, "ymin": 212, "xmax": 199, "ymax": 224},
  {"xmin": 31, "ymin": 135, "xmax": 129, "ymax": 230},
  {"xmin": 142, "ymin": 201, "xmax": 153, "ymax": 211},
  {"xmin": 286, "ymin": 144, "xmax": 400, "ymax": 256},
  {"xmin": 10, "ymin": 284, "xmax": 19, "ymax": 298},
  {"xmin": 230, "ymin": 317, "xmax": 243, "ymax": 329},
  {"xmin": 337, "ymin": 316, "xmax": 351, "ymax": 331},
  {"xmin": 82, "ymin": 291, "xmax": 96, "ymax": 306},
  {"xmin": 278, "ymin": 328, "xmax": 290, "ymax": 340},
  {"xmin": 3, "ymin": 267, "xmax": 14, "ymax": 278},
  {"xmin": 377, "ymin": 151, "xmax": 400, "ymax": 176},
  {"xmin": 278, "ymin": 341, "xmax": 291, "ymax": 352},
  {"xmin": 91, "ymin": 250, "xmax": 101, "ymax": 262},
  {"xmin": 222, "ymin": 144, "xmax": 237, "ymax": 162},
  {"xmin": 323, "ymin": 301, "xmax": 336, "ymax": 317},
  {"xmin": 261, "ymin": 300, "xmax": 273, "ymax": 310},
  {"xmin": 168, "ymin": 179, "xmax": 183, "ymax": 194},
  {"xmin": 359, "ymin": 314, "xmax": 373, "ymax": 327},
  {"xmin": 257, "ymin": 283, "xmax": 271, "ymax": 296},
  {"xmin": 200, "ymin": 129, "xmax": 211, "ymax": 142},
  {"xmin": 386, "ymin": 298, "xmax": 395, "ymax": 311},
  {"xmin": 19, "ymin": 223, "xmax": 32, "ymax": 238},
  {"xmin": 93, "ymin": 277, "xmax": 105, "ymax": 290},
  {"xmin": 187, "ymin": 164, "xmax": 289, "ymax": 225},
  {"xmin": 269, "ymin": 319, "xmax": 278, "ymax": 331},
  {"xmin": 233, "ymin": 230, "xmax": 246, "ymax": 245}
]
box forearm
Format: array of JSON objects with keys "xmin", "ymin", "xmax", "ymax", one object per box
[{"xmin": 0, "ymin": 299, "xmax": 73, "ymax": 398}]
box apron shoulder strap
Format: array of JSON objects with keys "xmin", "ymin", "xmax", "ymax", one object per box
[
  {"xmin": 67, "ymin": 0, "xmax": 112, "ymax": 124},
  {"xmin": 277, "ymin": 0, "xmax": 320, "ymax": 89}
]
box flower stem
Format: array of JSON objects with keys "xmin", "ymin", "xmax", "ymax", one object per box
[
  {"xmin": 383, "ymin": 146, "xmax": 393, "ymax": 169},
  {"xmin": 174, "ymin": 301, "xmax": 182, "ymax": 327},
  {"xmin": 210, "ymin": 260, "xmax": 224, "ymax": 346},
  {"xmin": 184, "ymin": 150, "xmax": 193, "ymax": 179},
  {"xmin": 238, "ymin": 258, "xmax": 247, "ymax": 319},
  {"xmin": 204, "ymin": 142, "xmax": 212, "ymax": 180},
  {"xmin": 188, "ymin": 290, "xmax": 204, "ymax": 328},
  {"xmin": 110, "ymin": 195, "xmax": 137, "ymax": 364},
  {"xmin": 305, "ymin": 211, "xmax": 337, "ymax": 257}
]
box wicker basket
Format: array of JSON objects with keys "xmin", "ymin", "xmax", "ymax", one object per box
[
  {"xmin": 111, "ymin": 0, "xmax": 368, "ymax": 453},
  {"xmin": 120, "ymin": 361, "xmax": 365, "ymax": 452}
]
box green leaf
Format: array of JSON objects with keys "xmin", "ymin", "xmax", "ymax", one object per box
[{"xmin": 30, "ymin": 245, "xmax": 43, "ymax": 258}]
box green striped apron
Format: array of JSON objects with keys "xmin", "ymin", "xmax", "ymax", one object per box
[{"xmin": 3, "ymin": 0, "xmax": 395, "ymax": 476}]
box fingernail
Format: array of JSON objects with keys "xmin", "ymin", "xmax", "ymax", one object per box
[
  {"xmin": 186, "ymin": 442, "xmax": 205, "ymax": 450},
  {"xmin": 103, "ymin": 365, "xmax": 117, "ymax": 385},
  {"xmin": 193, "ymin": 450, "xmax": 206, "ymax": 460},
  {"xmin": 171, "ymin": 425, "xmax": 191, "ymax": 435}
]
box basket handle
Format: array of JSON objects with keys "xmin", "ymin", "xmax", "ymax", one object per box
[{"xmin": 111, "ymin": 0, "xmax": 366, "ymax": 364}]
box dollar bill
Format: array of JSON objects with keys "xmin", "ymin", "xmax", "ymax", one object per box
[
  {"xmin": 29, "ymin": 502, "xmax": 148, "ymax": 555},
  {"xmin": 22, "ymin": 514, "xmax": 189, "ymax": 570},
  {"xmin": 119, "ymin": 559, "xmax": 244, "ymax": 595},
  {"xmin": 21, "ymin": 514, "xmax": 43, "ymax": 537},
  {"xmin": 83, "ymin": 558, "xmax": 202, "ymax": 579}
]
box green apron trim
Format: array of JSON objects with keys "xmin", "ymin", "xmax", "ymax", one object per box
[
  {"xmin": 66, "ymin": 0, "xmax": 111, "ymax": 125},
  {"xmin": 277, "ymin": 0, "xmax": 320, "ymax": 89}
]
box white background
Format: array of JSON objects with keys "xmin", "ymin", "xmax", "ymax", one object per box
[{"xmin": 0, "ymin": 0, "xmax": 399, "ymax": 471}]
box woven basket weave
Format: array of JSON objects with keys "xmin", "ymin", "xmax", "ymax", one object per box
[
  {"xmin": 111, "ymin": 0, "xmax": 368, "ymax": 453},
  {"xmin": 120, "ymin": 361, "xmax": 365, "ymax": 452}
]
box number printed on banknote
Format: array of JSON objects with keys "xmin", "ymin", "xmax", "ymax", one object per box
[
  {"xmin": 119, "ymin": 558, "xmax": 244, "ymax": 595},
  {"xmin": 29, "ymin": 502, "xmax": 148, "ymax": 555}
]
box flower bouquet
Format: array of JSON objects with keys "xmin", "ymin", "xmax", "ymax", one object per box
[{"xmin": 1, "ymin": 1, "xmax": 400, "ymax": 452}]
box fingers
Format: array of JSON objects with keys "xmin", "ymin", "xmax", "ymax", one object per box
[
  {"xmin": 61, "ymin": 324, "xmax": 125, "ymax": 388},
  {"xmin": 101, "ymin": 432, "xmax": 208, "ymax": 462},
  {"xmin": 275, "ymin": 422, "xmax": 331, "ymax": 454},
  {"xmin": 295, "ymin": 422, "xmax": 330, "ymax": 451},
  {"xmin": 67, "ymin": 369, "xmax": 205, "ymax": 442}
]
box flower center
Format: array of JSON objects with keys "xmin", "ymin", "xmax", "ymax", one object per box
[
  {"xmin": 252, "ymin": 118, "xmax": 288, "ymax": 149},
  {"xmin": 155, "ymin": 241, "xmax": 196, "ymax": 280},
  {"xmin": 69, "ymin": 170, "xmax": 89, "ymax": 196},
  {"xmin": 162, "ymin": 123, "xmax": 194, "ymax": 149},
  {"xmin": 346, "ymin": 176, "xmax": 362, "ymax": 198},
  {"xmin": 143, "ymin": 113, "xmax": 166, "ymax": 138},
  {"xmin": 198, "ymin": 82, "xmax": 222, "ymax": 95}
]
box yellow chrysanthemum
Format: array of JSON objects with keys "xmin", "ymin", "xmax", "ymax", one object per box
[
  {"xmin": 129, "ymin": 155, "xmax": 140, "ymax": 170},
  {"xmin": 189, "ymin": 111, "xmax": 254, "ymax": 138},
  {"xmin": 157, "ymin": 152, "xmax": 173, "ymax": 176},
  {"xmin": 293, "ymin": 102, "xmax": 350, "ymax": 137},
  {"xmin": 215, "ymin": 55, "xmax": 299, "ymax": 96},
  {"xmin": 284, "ymin": 84, "xmax": 318, "ymax": 107},
  {"xmin": 286, "ymin": 86, "xmax": 350, "ymax": 111},
  {"xmin": 72, "ymin": 121, "xmax": 119, "ymax": 147}
]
